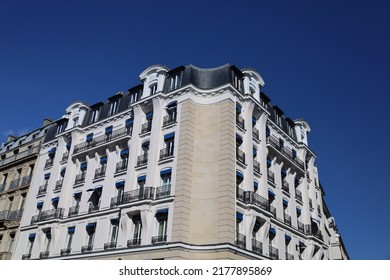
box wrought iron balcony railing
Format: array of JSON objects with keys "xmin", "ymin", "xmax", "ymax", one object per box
[
  {"xmin": 9, "ymin": 178, "xmax": 21, "ymax": 190},
  {"xmin": 151, "ymin": 235, "xmax": 167, "ymax": 244},
  {"xmin": 38, "ymin": 184, "xmax": 48, "ymax": 195},
  {"xmin": 252, "ymin": 127, "xmax": 259, "ymax": 140},
  {"xmin": 162, "ymin": 114, "xmax": 177, "ymax": 127},
  {"xmin": 44, "ymin": 158, "xmax": 54, "ymax": 168},
  {"xmin": 284, "ymin": 213, "xmax": 292, "ymax": 226},
  {"xmin": 127, "ymin": 238, "xmax": 141, "ymax": 247},
  {"xmin": 39, "ymin": 251, "xmax": 50, "ymax": 259},
  {"xmin": 7, "ymin": 209, "xmax": 23, "ymax": 221},
  {"xmin": 252, "ymin": 239, "xmax": 263, "ymax": 255},
  {"xmin": 266, "ymin": 135, "xmax": 305, "ymax": 170},
  {"xmin": 305, "ymin": 225, "xmax": 323, "ymax": 240},
  {"xmin": 267, "ymin": 170, "xmax": 275, "ymax": 184},
  {"xmin": 236, "ymin": 148, "xmax": 246, "ymax": 165},
  {"xmin": 73, "ymin": 127, "xmax": 130, "ymax": 154},
  {"xmin": 140, "ymin": 121, "xmax": 152, "ymax": 134},
  {"xmin": 253, "ymin": 160, "xmax": 261, "ymax": 174},
  {"xmin": 60, "ymin": 248, "xmax": 71, "ymax": 256},
  {"xmin": 0, "ymin": 183, "xmax": 6, "ymax": 193},
  {"xmin": 160, "ymin": 148, "xmax": 174, "ymax": 161},
  {"xmin": 235, "ymin": 233, "xmax": 246, "ymax": 249},
  {"xmin": 81, "ymin": 245, "xmax": 93, "ymax": 253},
  {"xmin": 21, "ymin": 254, "xmax": 31, "ymax": 260},
  {"xmin": 88, "ymin": 203, "xmax": 100, "ymax": 213},
  {"xmin": 136, "ymin": 154, "xmax": 148, "ymax": 167},
  {"xmin": 155, "ymin": 184, "xmax": 171, "ymax": 199},
  {"xmin": 74, "ymin": 172, "xmax": 86, "ymax": 185},
  {"xmin": 120, "ymin": 187, "xmax": 155, "ymax": 205},
  {"xmin": 0, "ymin": 146, "xmax": 40, "ymax": 167},
  {"xmin": 286, "ymin": 252, "xmax": 294, "ymax": 260},
  {"xmin": 269, "ymin": 205, "xmax": 276, "ymax": 217},
  {"xmin": 61, "ymin": 152, "xmax": 69, "ymax": 162},
  {"xmin": 298, "ymin": 221, "xmax": 305, "ymax": 233},
  {"xmin": 39, "ymin": 208, "xmax": 65, "ymax": 222},
  {"xmin": 295, "ymin": 189, "xmax": 302, "ymax": 201},
  {"xmin": 269, "ymin": 245, "xmax": 279, "ymax": 260},
  {"xmin": 20, "ymin": 175, "xmax": 32, "ymax": 187},
  {"xmin": 54, "ymin": 179, "xmax": 63, "ymax": 191},
  {"xmin": 104, "ymin": 242, "xmax": 117, "ymax": 250},
  {"xmin": 94, "ymin": 166, "xmax": 106, "ymax": 179},
  {"xmin": 282, "ymin": 181, "xmax": 289, "ymax": 193},
  {"xmin": 68, "ymin": 205, "xmax": 80, "ymax": 217},
  {"xmin": 115, "ymin": 160, "xmax": 128, "ymax": 173},
  {"xmin": 236, "ymin": 115, "xmax": 245, "ymax": 130}
]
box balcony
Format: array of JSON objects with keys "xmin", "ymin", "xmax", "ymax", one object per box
[
  {"xmin": 88, "ymin": 203, "xmax": 100, "ymax": 213},
  {"xmin": 253, "ymin": 160, "xmax": 261, "ymax": 174},
  {"xmin": 61, "ymin": 151, "xmax": 69, "ymax": 162},
  {"xmin": 156, "ymin": 184, "xmax": 171, "ymax": 199},
  {"xmin": 283, "ymin": 213, "xmax": 292, "ymax": 226},
  {"xmin": 7, "ymin": 209, "xmax": 23, "ymax": 221},
  {"xmin": 44, "ymin": 158, "xmax": 54, "ymax": 168},
  {"xmin": 20, "ymin": 175, "xmax": 32, "ymax": 187},
  {"xmin": 160, "ymin": 148, "xmax": 174, "ymax": 161},
  {"xmin": 104, "ymin": 242, "xmax": 117, "ymax": 250},
  {"xmin": 305, "ymin": 225, "xmax": 323, "ymax": 241},
  {"xmin": 94, "ymin": 166, "xmax": 106, "ymax": 180},
  {"xmin": 252, "ymin": 127, "xmax": 259, "ymax": 140},
  {"xmin": 21, "ymin": 254, "xmax": 31, "ymax": 260},
  {"xmin": 81, "ymin": 245, "xmax": 93, "ymax": 253},
  {"xmin": 39, "ymin": 251, "xmax": 50, "ymax": 259},
  {"xmin": 269, "ymin": 245, "xmax": 279, "ymax": 260},
  {"xmin": 152, "ymin": 235, "xmax": 167, "ymax": 244},
  {"xmin": 74, "ymin": 172, "xmax": 86, "ymax": 185},
  {"xmin": 252, "ymin": 239, "xmax": 263, "ymax": 255},
  {"xmin": 267, "ymin": 170, "xmax": 275, "ymax": 184},
  {"xmin": 127, "ymin": 238, "xmax": 141, "ymax": 247},
  {"xmin": 115, "ymin": 160, "xmax": 128, "ymax": 173},
  {"xmin": 298, "ymin": 221, "xmax": 305, "ymax": 233},
  {"xmin": 136, "ymin": 154, "xmax": 148, "ymax": 167},
  {"xmin": 9, "ymin": 178, "xmax": 21, "ymax": 191},
  {"xmin": 0, "ymin": 210, "xmax": 9, "ymax": 221},
  {"xmin": 247, "ymin": 191, "xmax": 269, "ymax": 211},
  {"xmin": 266, "ymin": 136, "xmax": 305, "ymax": 170},
  {"xmin": 286, "ymin": 252, "xmax": 294, "ymax": 260},
  {"xmin": 54, "ymin": 179, "xmax": 63, "ymax": 191},
  {"xmin": 60, "ymin": 248, "xmax": 71, "ymax": 256},
  {"xmin": 235, "ymin": 233, "xmax": 246, "ymax": 249},
  {"xmin": 38, "ymin": 184, "xmax": 48, "ymax": 195},
  {"xmin": 236, "ymin": 115, "xmax": 245, "ymax": 130},
  {"xmin": 0, "ymin": 183, "xmax": 6, "ymax": 193},
  {"xmin": 282, "ymin": 181, "xmax": 289, "ymax": 193},
  {"xmin": 68, "ymin": 205, "xmax": 79, "ymax": 217},
  {"xmin": 0, "ymin": 145, "xmax": 40, "ymax": 167},
  {"xmin": 163, "ymin": 114, "xmax": 176, "ymax": 127},
  {"xmin": 39, "ymin": 208, "xmax": 65, "ymax": 222},
  {"xmin": 236, "ymin": 187, "xmax": 245, "ymax": 203},
  {"xmin": 295, "ymin": 189, "xmax": 302, "ymax": 201},
  {"xmin": 73, "ymin": 127, "xmax": 130, "ymax": 154},
  {"xmin": 140, "ymin": 121, "xmax": 152, "ymax": 134},
  {"xmin": 121, "ymin": 187, "xmax": 155, "ymax": 205},
  {"xmin": 236, "ymin": 148, "xmax": 246, "ymax": 165}
]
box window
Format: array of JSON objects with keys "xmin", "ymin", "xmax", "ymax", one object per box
[
  {"xmin": 125, "ymin": 119, "xmax": 133, "ymax": 135},
  {"xmin": 109, "ymin": 100, "xmax": 120, "ymax": 116},
  {"xmin": 163, "ymin": 102, "xmax": 177, "ymax": 126},
  {"xmin": 73, "ymin": 117, "xmax": 79, "ymax": 127},
  {"xmin": 26, "ymin": 233, "xmax": 35, "ymax": 257},
  {"xmin": 86, "ymin": 133, "xmax": 93, "ymax": 143},
  {"xmin": 162, "ymin": 133, "xmax": 175, "ymax": 159},
  {"xmin": 156, "ymin": 210, "xmax": 168, "ymax": 240},
  {"xmin": 170, "ymin": 73, "xmax": 182, "ymax": 90},
  {"xmin": 90, "ymin": 108, "xmax": 100, "ymax": 124},
  {"xmin": 149, "ymin": 83, "xmax": 157, "ymax": 95},
  {"xmin": 88, "ymin": 187, "xmax": 102, "ymax": 213},
  {"xmin": 44, "ymin": 230, "xmax": 52, "ymax": 253},
  {"xmin": 129, "ymin": 86, "xmax": 143, "ymax": 104},
  {"xmin": 56, "ymin": 122, "xmax": 67, "ymax": 134},
  {"xmin": 85, "ymin": 223, "xmax": 96, "ymax": 250},
  {"xmin": 109, "ymin": 219, "xmax": 119, "ymax": 244},
  {"xmin": 132, "ymin": 215, "xmax": 142, "ymax": 245},
  {"xmin": 73, "ymin": 192, "xmax": 82, "ymax": 207},
  {"xmin": 115, "ymin": 181, "xmax": 125, "ymax": 202},
  {"xmin": 158, "ymin": 169, "xmax": 171, "ymax": 198},
  {"xmin": 36, "ymin": 201, "xmax": 44, "ymax": 215}
]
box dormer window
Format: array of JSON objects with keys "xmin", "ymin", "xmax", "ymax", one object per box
[
  {"xmin": 90, "ymin": 108, "xmax": 100, "ymax": 124},
  {"xmin": 109, "ymin": 99, "xmax": 120, "ymax": 116},
  {"xmin": 128, "ymin": 85, "xmax": 143, "ymax": 105},
  {"xmin": 170, "ymin": 73, "xmax": 182, "ymax": 91},
  {"xmin": 149, "ymin": 83, "xmax": 158, "ymax": 95}
]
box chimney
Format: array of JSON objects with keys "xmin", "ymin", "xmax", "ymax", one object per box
[
  {"xmin": 7, "ymin": 135, "xmax": 16, "ymax": 142},
  {"xmin": 43, "ymin": 118, "xmax": 53, "ymax": 126}
]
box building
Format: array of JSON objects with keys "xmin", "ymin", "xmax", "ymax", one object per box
[
  {"xmin": 0, "ymin": 121, "xmax": 50, "ymax": 260},
  {"xmin": 13, "ymin": 64, "xmax": 348, "ymax": 260}
]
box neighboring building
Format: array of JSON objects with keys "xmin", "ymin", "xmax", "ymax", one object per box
[
  {"xmin": 13, "ymin": 64, "xmax": 348, "ymax": 260},
  {"xmin": 0, "ymin": 121, "xmax": 51, "ymax": 259}
]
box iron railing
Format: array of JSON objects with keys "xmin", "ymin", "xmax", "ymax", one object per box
[
  {"xmin": 60, "ymin": 248, "xmax": 71, "ymax": 256},
  {"xmin": 127, "ymin": 238, "xmax": 141, "ymax": 247},
  {"xmin": 298, "ymin": 221, "xmax": 305, "ymax": 233},
  {"xmin": 20, "ymin": 175, "xmax": 32, "ymax": 187},
  {"xmin": 81, "ymin": 245, "xmax": 93, "ymax": 253},
  {"xmin": 54, "ymin": 179, "xmax": 63, "ymax": 191},
  {"xmin": 155, "ymin": 185, "xmax": 171, "ymax": 199},
  {"xmin": 151, "ymin": 235, "xmax": 167, "ymax": 244},
  {"xmin": 253, "ymin": 160, "xmax": 261, "ymax": 174},
  {"xmin": 38, "ymin": 184, "xmax": 48, "ymax": 195},
  {"xmin": 88, "ymin": 203, "xmax": 100, "ymax": 213},
  {"xmin": 295, "ymin": 189, "xmax": 302, "ymax": 201},
  {"xmin": 252, "ymin": 239, "xmax": 263, "ymax": 255},
  {"xmin": 94, "ymin": 166, "xmax": 106, "ymax": 179},
  {"xmin": 269, "ymin": 206, "xmax": 276, "ymax": 217},
  {"xmin": 73, "ymin": 127, "xmax": 130, "ymax": 154},
  {"xmin": 61, "ymin": 152, "xmax": 69, "ymax": 162},
  {"xmin": 7, "ymin": 209, "xmax": 23, "ymax": 221},
  {"xmin": 305, "ymin": 225, "xmax": 323, "ymax": 240},
  {"xmin": 286, "ymin": 252, "xmax": 294, "ymax": 260},
  {"xmin": 266, "ymin": 135, "xmax": 305, "ymax": 169},
  {"xmin": 284, "ymin": 213, "xmax": 292, "ymax": 226},
  {"xmin": 39, "ymin": 251, "xmax": 50, "ymax": 259},
  {"xmin": 235, "ymin": 233, "xmax": 246, "ymax": 249},
  {"xmin": 115, "ymin": 160, "xmax": 128, "ymax": 173},
  {"xmin": 104, "ymin": 242, "xmax": 117, "ymax": 250},
  {"xmin": 9, "ymin": 178, "xmax": 21, "ymax": 190},
  {"xmin": 136, "ymin": 154, "xmax": 148, "ymax": 167},
  {"xmin": 160, "ymin": 148, "xmax": 174, "ymax": 160},
  {"xmin": 119, "ymin": 187, "xmax": 155, "ymax": 206},
  {"xmin": 0, "ymin": 146, "xmax": 40, "ymax": 167},
  {"xmin": 236, "ymin": 115, "xmax": 245, "ymax": 130},
  {"xmin": 252, "ymin": 127, "xmax": 259, "ymax": 139},
  {"xmin": 236, "ymin": 148, "xmax": 246, "ymax": 164},
  {"xmin": 74, "ymin": 172, "xmax": 86, "ymax": 184},
  {"xmin": 68, "ymin": 205, "xmax": 79, "ymax": 217},
  {"xmin": 269, "ymin": 245, "xmax": 279, "ymax": 260},
  {"xmin": 282, "ymin": 181, "xmax": 289, "ymax": 193},
  {"xmin": 140, "ymin": 122, "xmax": 152, "ymax": 134},
  {"xmin": 162, "ymin": 114, "xmax": 177, "ymax": 127},
  {"xmin": 21, "ymin": 254, "xmax": 31, "ymax": 260},
  {"xmin": 39, "ymin": 208, "xmax": 65, "ymax": 222},
  {"xmin": 44, "ymin": 158, "xmax": 54, "ymax": 168}
]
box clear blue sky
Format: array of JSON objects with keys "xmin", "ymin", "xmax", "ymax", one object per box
[{"xmin": 0, "ymin": 0, "xmax": 389, "ymax": 260}]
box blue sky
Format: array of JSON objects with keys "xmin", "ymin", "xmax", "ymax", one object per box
[{"xmin": 0, "ymin": 0, "xmax": 389, "ymax": 260}]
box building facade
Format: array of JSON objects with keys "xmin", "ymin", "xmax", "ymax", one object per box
[
  {"xmin": 13, "ymin": 64, "xmax": 348, "ymax": 260},
  {"xmin": 0, "ymin": 121, "xmax": 50, "ymax": 260}
]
